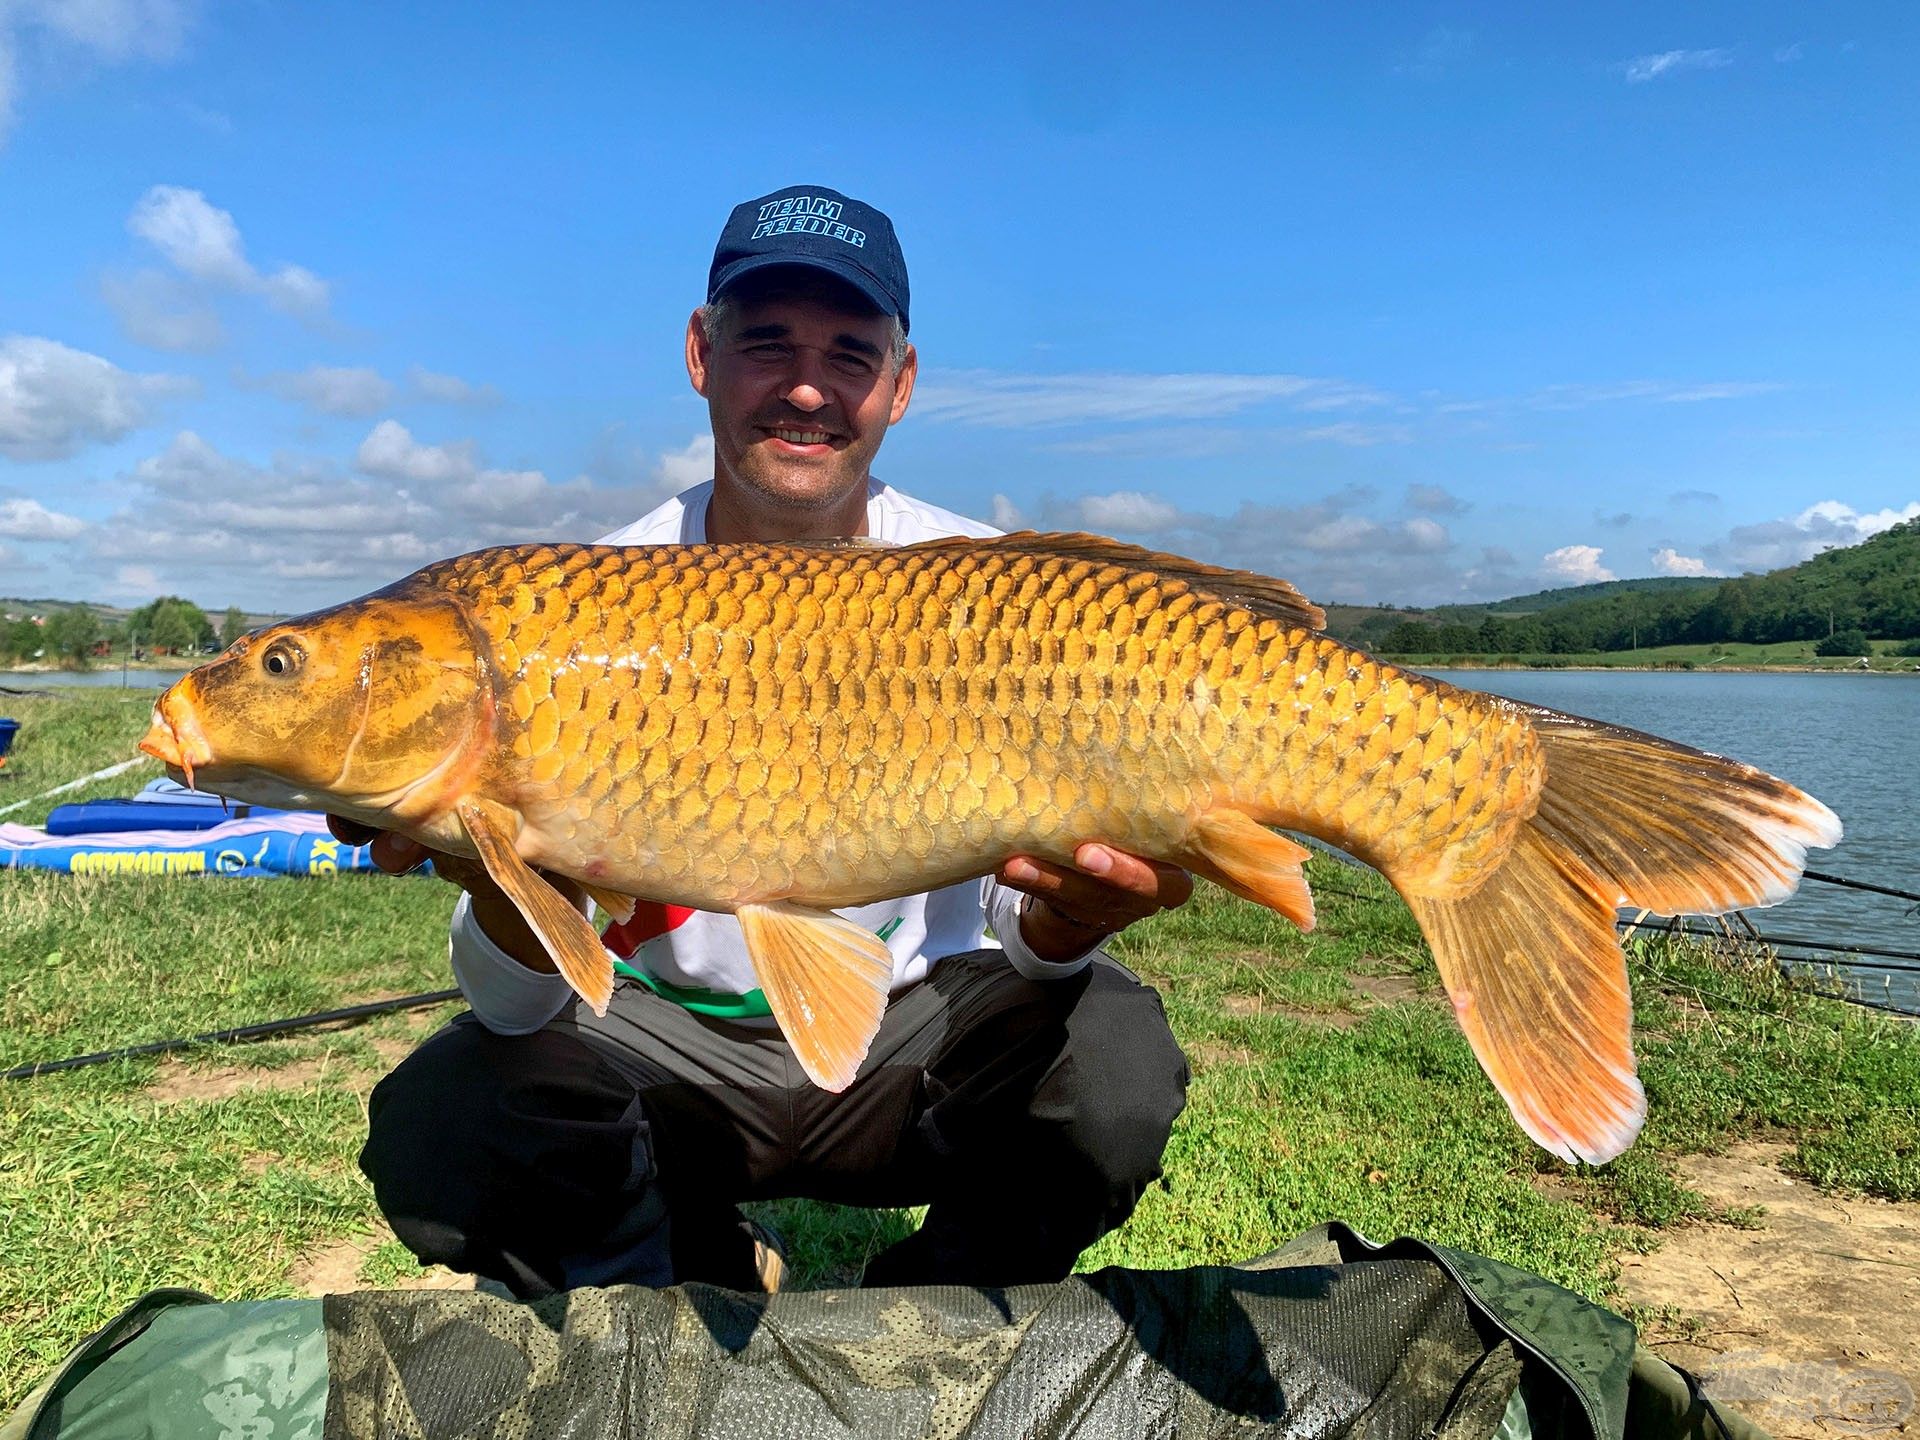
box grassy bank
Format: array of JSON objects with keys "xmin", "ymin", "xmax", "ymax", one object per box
[{"xmin": 3, "ymin": 691, "xmax": 1917, "ymax": 1408}]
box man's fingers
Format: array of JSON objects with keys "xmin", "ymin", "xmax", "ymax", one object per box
[
  {"xmin": 327, "ymin": 815, "xmax": 379, "ymax": 847},
  {"xmin": 370, "ymin": 831, "xmax": 428, "ymax": 876},
  {"xmin": 999, "ymin": 846, "xmax": 1192, "ymax": 931},
  {"xmin": 1073, "ymin": 844, "xmax": 1194, "ymax": 907}
]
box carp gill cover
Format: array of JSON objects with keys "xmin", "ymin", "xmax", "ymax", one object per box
[{"xmin": 139, "ymin": 533, "xmax": 1842, "ymax": 1164}]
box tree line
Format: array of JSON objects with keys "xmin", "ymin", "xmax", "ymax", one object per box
[
  {"xmin": 1356, "ymin": 517, "xmax": 1920, "ymax": 656},
  {"xmin": 1, "ymin": 598, "xmax": 252, "ymax": 668}
]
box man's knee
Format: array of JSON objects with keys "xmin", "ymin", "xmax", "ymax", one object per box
[
  {"xmin": 361, "ymin": 1018, "xmax": 651, "ymax": 1262},
  {"xmin": 1049, "ymin": 961, "xmax": 1190, "ymax": 1193}
]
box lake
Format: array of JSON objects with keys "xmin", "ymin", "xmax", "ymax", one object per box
[
  {"xmin": 1429, "ymin": 669, "xmax": 1920, "ymax": 1014},
  {"xmin": 0, "ymin": 669, "xmax": 194, "ymax": 690}
]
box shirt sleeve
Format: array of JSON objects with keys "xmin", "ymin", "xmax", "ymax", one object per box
[
  {"xmin": 447, "ymin": 892, "xmax": 579, "ymax": 1034},
  {"xmin": 985, "ymin": 879, "xmax": 1099, "ymax": 980}
]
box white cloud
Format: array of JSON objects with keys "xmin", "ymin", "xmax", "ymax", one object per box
[
  {"xmin": 1774, "ymin": 42, "xmax": 1804, "ymax": 63},
  {"xmin": 407, "ymin": 366, "xmax": 502, "ymax": 407},
  {"xmin": 1452, "ymin": 379, "xmax": 1785, "ymax": 413},
  {"xmin": 353, "ymin": 419, "xmax": 603, "ymax": 529},
  {"xmin": 913, "ymin": 369, "xmax": 1385, "ymax": 428},
  {"xmin": 1620, "ymin": 48, "xmax": 1734, "ymax": 83},
  {"xmin": 1651, "ymin": 547, "xmax": 1715, "ymax": 576},
  {"xmin": 1078, "ymin": 491, "xmax": 1178, "ymax": 533},
  {"xmin": 1405, "ymin": 483, "xmax": 1467, "ymax": 514},
  {"xmin": 126, "ymin": 186, "xmax": 332, "ymax": 320},
  {"xmin": 100, "ymin": 268, "xmax": 223, "ymax": 351},
  {"xmin": 0, "ymin": 496, "xmax": 86, "ymax": 539},
  {"xmin": 0, "ymin": 335, "xmax": 192, "ymax": 460},
  {"xmin": 111, "ymin": 564, "xmax": 162, "ymax": 597},
  {"xmin": 355, "ymin": 419, "xmax": 474, "ymax": 485},
  {"xmin": 79, "ymin": 429, "xmax": 629, "ymax": 606},
  {"xmin": 1539, "ymin": 545, "xmax": 1616, "ymax": 585},
  {"xmin": 990, "ymin": 494, "xmax": 1024, "ymax": 530},
  {"xmin": 256, "ymin": 365, "xmax": 395, "ymax": 417},
  {"xmin": 0, "ymin": 0, "xmax": 196, "ymax": 144},
  {"xmin": 653, "ymin": 433, "xmax": 714, "ymax": 491},
  {"xmin": 1709, "ymin": 499, "xmax": 1920, "ymax": 572}
]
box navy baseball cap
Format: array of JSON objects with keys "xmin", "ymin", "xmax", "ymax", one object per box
[{"xmin": 708, "ymin": 185, "xmax": 911, "ymax": 334}]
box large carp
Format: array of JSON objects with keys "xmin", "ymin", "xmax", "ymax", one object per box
[{"xmin": 139, "ymin": 535, "xmax": 1839, "ymax": 1163}]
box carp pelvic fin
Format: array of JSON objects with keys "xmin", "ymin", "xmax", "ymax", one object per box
[
  {"xmin": 580, "ymin": 882, "xmax": 638, "ymax": 926},
  {"xmin": 737, "ymin": 901, "xmax": 894, "ymax": 1093},
  {"xmin": 1181, "ymin": 808, "xmax": 1317, "ymax": 931},
  {"xmin": 457, "ymin": 800, "xmax": 614, "ymax": 1017}
]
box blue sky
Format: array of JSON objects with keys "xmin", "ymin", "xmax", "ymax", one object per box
[{"xmin": 1, "ymin": 1, "xmax": 1915, "ymax": 613}]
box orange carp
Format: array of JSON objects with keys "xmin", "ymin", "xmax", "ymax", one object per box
[{"xmin": 139, "ymin": 535, "xmax": 1840, "ymax": 1163}]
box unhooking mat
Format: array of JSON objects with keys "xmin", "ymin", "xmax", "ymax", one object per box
[
  {"xmin": 4, "ymin": 1224, "xmax": 1765, "ymax": 1440},
  {"xmin": 0, "ymin": 812, "xmax": 379, "ymax": 876}
]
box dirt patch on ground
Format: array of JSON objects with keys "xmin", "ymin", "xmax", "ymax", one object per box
[
  {"xmin": 145, "ymin": 1055, "xmax": 345, "ymax": 1102},
  {"xmin": 141, "ymin": 1004, "xmax": 444, "ymax": 1102},
  {"xmin": 1618, "ymin": 1142, "xmax": 1920, "ymax": 1440},
  {"xmin": 290, "ymin": 1236, "xmax": 476, "ymax": 1297},
  {"xmin": 1350, "ymin": 972, "xmax": 1435, "ymax": 1005}
]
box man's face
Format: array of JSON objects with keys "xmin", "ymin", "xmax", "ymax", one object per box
[{"xmin": 687, "ymin": 282, "xmax": 916, "ymax": 522}]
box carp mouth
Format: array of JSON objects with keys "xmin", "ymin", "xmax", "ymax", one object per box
[{"xmin": 138, "ymin": 686, "xmax": 214, "ymax": 791}]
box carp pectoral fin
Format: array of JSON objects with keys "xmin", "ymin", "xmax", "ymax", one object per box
[
  {"xmin": 737, "ymin": 902, "xmax": 893, "ymax": 1093},
  {"xmin": 580, "ymin": 883, "xmax": 637, "ymax": 926},
  {"xmin": 457, "ymin": 800, "xmax": 614, "ymax": 1017},
  {"xmin": 1181, "ymin": 809, "xmax": 1317, "ymax": 931},
  {"xmin": 1401, "ymin": 824, "xmax": 1644, "ymax": 1166}
]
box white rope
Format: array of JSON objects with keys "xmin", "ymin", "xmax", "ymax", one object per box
[{"xmin": 0, "ymin": 757, "xmax": 151, "ymax": 819}]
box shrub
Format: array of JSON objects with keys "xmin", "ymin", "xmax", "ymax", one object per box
[{"xmin": 1814, "ymin": 629, "xmax": 1871, "ymax": 657}]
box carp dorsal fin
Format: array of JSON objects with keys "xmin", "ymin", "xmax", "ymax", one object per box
[
  {"xmin": 457, "ymin": 799, "xmax": 614, "ymax": 1016},
  {"xmin": 905, "ymin": 531, "xmax": 1327, "ymax": 633},
  {"xmin": 736, "ymin": 901, "xmax": 894, "ymax": 1092}
]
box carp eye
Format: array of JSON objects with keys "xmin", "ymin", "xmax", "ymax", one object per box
[{"xmin": 261, "ymin": 641, "xmax": 304, "ymax": 678}]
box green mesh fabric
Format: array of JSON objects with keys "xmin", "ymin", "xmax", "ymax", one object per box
[{"xmin": 8, "ymin": 1233, "xmax": 1772, "ymax": 1440}]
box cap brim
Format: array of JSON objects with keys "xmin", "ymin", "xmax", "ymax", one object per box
[{"xmin": 709, "ymin": 254, "xmax": 902, "ymax": 328}]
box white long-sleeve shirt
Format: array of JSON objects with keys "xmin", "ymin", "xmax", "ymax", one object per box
[{"xmin": 451, "ymin": 478, "xmax": 1097, "ymax": 1034}]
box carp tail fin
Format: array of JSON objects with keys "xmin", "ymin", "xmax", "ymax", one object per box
[{"xmin": 1399, "ymin": 710, "xmax": 1840, "ymax": 1165}]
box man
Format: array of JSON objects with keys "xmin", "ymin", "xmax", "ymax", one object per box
[{"xmin": 346, "ymin": 186, "xmax": 1192, "ymax": 1297}]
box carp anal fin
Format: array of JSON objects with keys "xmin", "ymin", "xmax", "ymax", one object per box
[
  {"xmin": 580, "ymin": 882, "xmax": 638, "ymax": 926},
  {"xmin": 905, "ymin": 531, "xmax": 1327, "ymax": 633},
  {"xmin": 457, "ymin": 800, "xmax": 615, "ymax": 1016},
  {"xmin": 1180, "ymin": 808, "xmax": 1317, "ymax": 931},
  {"xmin": 737, "ymin": 901, "xmax": 893, "ymax": 1093},
  {"xmin": 1402, "ymin": 825, "xmax": 1644, "ymax": 1167}
]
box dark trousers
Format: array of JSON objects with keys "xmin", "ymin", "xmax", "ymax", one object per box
[{"xmin": 360, "ymin": 952, "xmax": 1190, "ymax": 1298}]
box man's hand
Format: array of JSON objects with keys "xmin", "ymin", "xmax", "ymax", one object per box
[
  {"xmin": 325, "ymin": 816, "xmax": 579, "ymax": 974},
  {"xmin": 999, "ymin": 844, "xmax": 1193, "ymax": 963}
]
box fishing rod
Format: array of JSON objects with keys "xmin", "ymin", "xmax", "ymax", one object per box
[
  {"xmin": 2, "ymin": 989, "xmax": 462, "ymax": 1081},
  {"xmin": 1619, "ymin": 918, "xmax": 1920, "ymax": 972},
  {"xmin": 1801, "ymin": 869, "xmax": 1920, "ymax": 906}
]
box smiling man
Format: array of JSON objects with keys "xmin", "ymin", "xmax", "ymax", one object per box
[{"xmin": 351, "ymin": 186, "xmax": 1193, "ymax": 1298}]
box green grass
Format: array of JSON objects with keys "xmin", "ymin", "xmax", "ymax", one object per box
[{"xmin": 4, "ymin": 690, "xmax": 1919, "ymax": 1408}]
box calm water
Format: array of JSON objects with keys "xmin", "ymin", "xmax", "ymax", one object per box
[
  {"xmin": 0, "ymin": 669, "xmax": 193, "ymax": 690},
  {"xmin": 1430, "ymin": 669, "xmax": 1920, "ymax": 1013}
]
